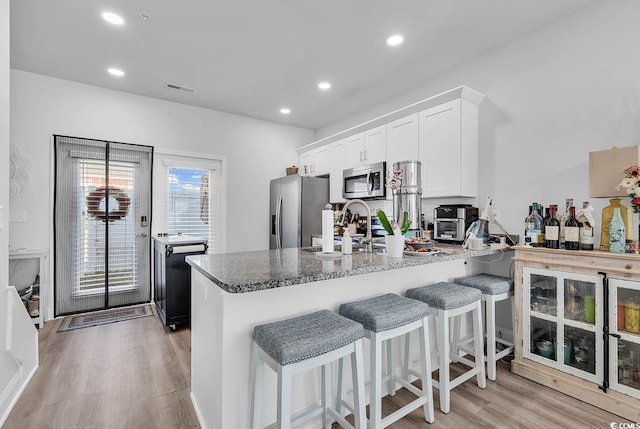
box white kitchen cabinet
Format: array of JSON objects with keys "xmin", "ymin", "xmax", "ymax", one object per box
[
  {"xmin": 329, "ymin": 139, "xmax": 347, "ymax": 203},
  {"xmin": 345, "ymin": 132, "xmax": 365, "ymax": 168},
  {"xmin": 345, "ymin": 126, "xmax": 386, "ymax": 168},
  {"xmin": 418, "ymin": 98, "xmax": 479, "ymax": 198},
  {"xmin": 299, "ymin": 145, "xmax": 330, "ymax": 177},
  {"xmin": 387, "ymin": 113, "xmax": 419, "ymax": 166}
]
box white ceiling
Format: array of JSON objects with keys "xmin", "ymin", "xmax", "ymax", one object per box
[{"xmin": 10, "ymin": 0, "xmax": 597, "ymax": 131}]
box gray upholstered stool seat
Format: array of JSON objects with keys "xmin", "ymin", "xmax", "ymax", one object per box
[
  {"xmin": 338, "ymin": 293, "xmax": 435, "ymax": 428},
  {"xmin": 339, "ymin": 293, "xmax": 430, "ymax": 332},
  {"xmin": 453, "ymin": 273, "xmax": 513, "ymax": 295},
  {"xmin": 453, "ymin": 273, "xmax": 516, "ymax": 381},
  {"xmin": 404, "ymin": 282, "xmax": 485, "ymax": 414},
  {"xmin": 251, "ymin": 310, "xmax": 367, "ymax": 429},
  {"xmin": 406, "ymin": 281, "xmax": 481, "ymax": 310},
  {"xmin": 252, "ymin": 309, "xmax": 364, "ymax": 365}
]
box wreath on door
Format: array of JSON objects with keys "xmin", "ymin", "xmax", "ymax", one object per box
[{"xmin": 86, "ymin": 186, "xmax": 131, "ymax": 222}]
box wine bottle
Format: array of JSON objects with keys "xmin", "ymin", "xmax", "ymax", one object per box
[
  {"xmin": 544, "ymin": 205, "xmax": 560, "ymax": 249},
  {"xmin": 559, "ymin": 198, "xmax": 574, "ymax": 246},
  {"xmin": 578, "ymin": 201, "xmax": 594, "ymax": 251},
  {"xmin": 525, "ymin": 202, "xmax": 544, "ymax": 247},
  {"xmin": 609, "ymin": 207, "xmax": 626, "ymax": 253},
  {"xmin": 564, "ymin": 206, "xmax": 580, "ymax": 250},
  {"xmin": 542, "ymin": 207, "xmax": 550, "ymax": 247}
]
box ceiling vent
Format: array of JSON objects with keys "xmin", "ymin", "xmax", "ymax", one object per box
[{"xmin": 165, "ymin": 82, "xmax": 195, "ymax": 93}]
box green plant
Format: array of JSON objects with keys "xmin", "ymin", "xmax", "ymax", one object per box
[{"xmin": 377, "ymin": 210, "xmax": 411, "ymax": 235}]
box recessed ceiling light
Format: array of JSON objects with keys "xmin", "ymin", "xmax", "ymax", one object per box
[
  {"xmin": 101, "ymin": 11, "xmax": 124, "ymax": 26},
  {"xmin": 386, "ymin": 34, "xmax": 404, "ymax": 46},
  {"xmin": 107, "ymin": 68, "xmax": 125, "ymax": 77},
  {"xmin": 280, "ymin": 108, "xmax": 291, "ymax": 115},
  {"xmin": 318, "ymin": 82, "xmax": 331, "ymax": 90}
]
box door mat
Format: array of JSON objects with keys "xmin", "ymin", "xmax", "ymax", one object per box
[{"xmin": 57, "ymin": 305, "xmax": 153, "ymax": 332}]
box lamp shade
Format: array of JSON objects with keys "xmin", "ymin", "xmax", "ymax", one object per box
[{"xmin": 589, "ymin": 145, "xmax": 640, "ymax": 198}]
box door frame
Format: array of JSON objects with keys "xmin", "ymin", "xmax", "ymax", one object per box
[{"xmin": 52, "ymin": 135, "xmax": 154, "ymax": 316}]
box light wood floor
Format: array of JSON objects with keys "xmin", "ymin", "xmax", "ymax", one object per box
[{"xmin": 2, "ymin": 306, "xmax": 629, "ymax": 429}]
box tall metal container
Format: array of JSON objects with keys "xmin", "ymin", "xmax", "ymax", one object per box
[{"xmin": 392, "ymin": 160, "xmax": 422, "ymax": 233}]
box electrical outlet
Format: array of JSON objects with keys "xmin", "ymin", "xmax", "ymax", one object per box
[
  {"xmin": 9, "ymin": 210, "xmax": 27, "ymax": 223},
  {"xmin": 491, "ymin": 210, "xmax": 501, "ymax": 223}
]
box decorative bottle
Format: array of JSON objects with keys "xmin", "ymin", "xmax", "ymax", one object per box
[
  {"xmin": 559, "ymin": 198, "xmax": 574, "ymax": 247},
  {"xmin": 544, "ymin": 205, "xmax": 560, "ymax": 249},
  {"xmin": 600, "ymin": 198, "xmax": 633, "ymax": 251},
  {"xmin": 609, "ymin": 207, "xmax": 626, "ymax": 253},
  {"xmin": 564, "ymin": 206, "xmax": 580, "ymax": 251}
]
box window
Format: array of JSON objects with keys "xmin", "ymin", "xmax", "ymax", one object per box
[
  {"xmin": 167, "ymin": 167, "xmax": 210, "ymax": 239},
  {"xmin": 154, "ymin": 151, "xmax": 225, "ymax": 252}
]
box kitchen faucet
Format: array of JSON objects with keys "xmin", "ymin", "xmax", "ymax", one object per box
[{"xmin": 339, "ymin": 199, "xmax": 373, "ymax": 253}]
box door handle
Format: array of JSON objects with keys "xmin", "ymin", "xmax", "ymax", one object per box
[
  {"xmin": 366, "ymin": 171, "xmax": 372, "ymax": 195},
  {"xmin": 139, "ymin": 232, "xmax": 148, "ymax": 238}
]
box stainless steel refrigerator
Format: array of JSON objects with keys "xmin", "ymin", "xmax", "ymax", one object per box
[{"xmin": 270, "ymin": 175, "xmax": 329, "ymax": 249}]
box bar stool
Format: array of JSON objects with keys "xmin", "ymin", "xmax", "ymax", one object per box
[
  {"xmin": 453, "ymin": 273, "xmax": 515, "ymax": 381},
  {"xmin": 250, "ymin": 310, "xmax": 366, "ymax": 429},
  {"xmin": 405, "ymin": 282, "xmax": 486, "ymax": 414},
  {"xmin": 338, "ymin": 293, "xmax": 434, "ymax": 429}
]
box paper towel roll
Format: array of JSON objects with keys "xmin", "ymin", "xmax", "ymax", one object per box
[{"xmin": 322, "ymin": 209, "xmax": 334, "ymax": 253}]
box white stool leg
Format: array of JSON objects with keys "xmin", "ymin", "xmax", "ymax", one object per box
[
  {"xmin": 419, "ymin": 317, "xmax": 435, "ymax": 423},
  {"xmin": 351, "ymin": 339, "xmax": 366, "ymax": 429},
  {"xmin": 451, "ymin": 314, "xmax": 461, "ymax": 363},
  {"xmin": 387, "ymin": 338, "xmax": 396, "ymax": 396},
  {"xmin": 473, "ymin": 302, "xmax": 487, "ymax": 389},
  {"xmin": 370, "ymin": 331, "xmax": 383, "ymax": 429},
  {"xmin": 322, "ymin": 364, "xmax": 331, "ymax": 429},
  {"xmin": 486, "ymin": 295, "xmax": 497, "ymax": 381},
  {"xmin": 437, "ymin": 308, "xmax": 451, "ymax": 414},
  {"xmin": 250, "ymin": 342, "xmax": 263, "ymax": 429},
  {"xmin": 335, "ymin": 357, "xmax": 346, "ymax": 416},
  {"xmin": 278, "ymin": 365, "xmax": 292, "ymax": 429},
  {"xmin": 402, "ymin": 332, "xmax": 411, "ymax": 381}
]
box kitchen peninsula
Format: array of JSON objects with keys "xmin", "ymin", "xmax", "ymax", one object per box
[{"xmin": 186, "ymin": 244, "xmax": 511, "ymax": 429}]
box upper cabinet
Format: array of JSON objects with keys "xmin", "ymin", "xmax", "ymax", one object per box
[
  {"xmin": 386, "ymin": 113, "xmax": 419, "ymax": 168},
  {"xmin": 297, "ymin": 86, "xmax": 484, "ymax": 198},
  {"xmin": 329, "ymin": 139, "xmax": 347, "ymax": 203},
  {"xmin": 418, "ymin": 98, "xmax": 479, "ymax": 198},
  {"xmin": 299, "ymin": 145, "xmax": 330, "ymax": 177},
  {"xmin": 345, "ymin": 126, "xmax": 387, "ymax": 168}
]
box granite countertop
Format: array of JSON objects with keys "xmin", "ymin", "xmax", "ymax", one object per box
[{"xmin": 186, "ymin": 243, "xmax": 512, "ymax": 294}]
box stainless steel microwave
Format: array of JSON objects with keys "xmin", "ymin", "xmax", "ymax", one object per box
[{"xmin": 343, "ymin": 162, "xmax": 386, "ymax": 199}]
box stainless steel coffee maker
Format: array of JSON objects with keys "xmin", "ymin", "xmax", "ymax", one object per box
[{"xmin": 392, "ymin": 160, "xmax": 422, "ymax": 237}]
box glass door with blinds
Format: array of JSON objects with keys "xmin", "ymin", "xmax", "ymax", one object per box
[{"xmin": 54, "ymin": 136, "xmax": 153, "ymax": 315}]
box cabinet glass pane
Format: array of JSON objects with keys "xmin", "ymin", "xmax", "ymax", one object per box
[
  {"xmin": 530, "ymin": 317, "xmax": 556, "ymax": 362},
  {"xmin": 530, "ymin": 274, "xmax": 557, "ymax": 316},
  {"xmin": 618, "ymin": 339, "xmax": 640, "ymax": 390},
  {"xmin": 565, "ymin": 325, "xmax": 595, "ymax": 374},
  {"xmin": 564, "ymin": 278, "xmax": 596, "ymax": 324},
  {"xmin": 617, "ymin": 287, "xmax": 640, "ymax": 334}
]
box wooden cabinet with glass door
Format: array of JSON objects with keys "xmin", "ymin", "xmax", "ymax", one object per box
[{"xmin": 513, "ymin": 245, "xmax": 640, "ymax": 421}]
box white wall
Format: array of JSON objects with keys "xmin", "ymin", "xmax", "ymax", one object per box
[
  {"xmin": 1, "ymin": 0, "xmax": 19, "ymax": 419},
  {"xmin": 316, "ymin": 0, "xmax": 640, "ymax": 244},
  {"xmin": 9, "ymin": 70, "xmax": 313, "ymax": 319}
]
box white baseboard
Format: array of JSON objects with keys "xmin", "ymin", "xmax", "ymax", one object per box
[
  {"xmin": 0, "ymin": 363, "xmax": 38, "ymax": 427},
  {"xmin": 190, "ymin": 391, "xmax": 209, "ymax": 429}
]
